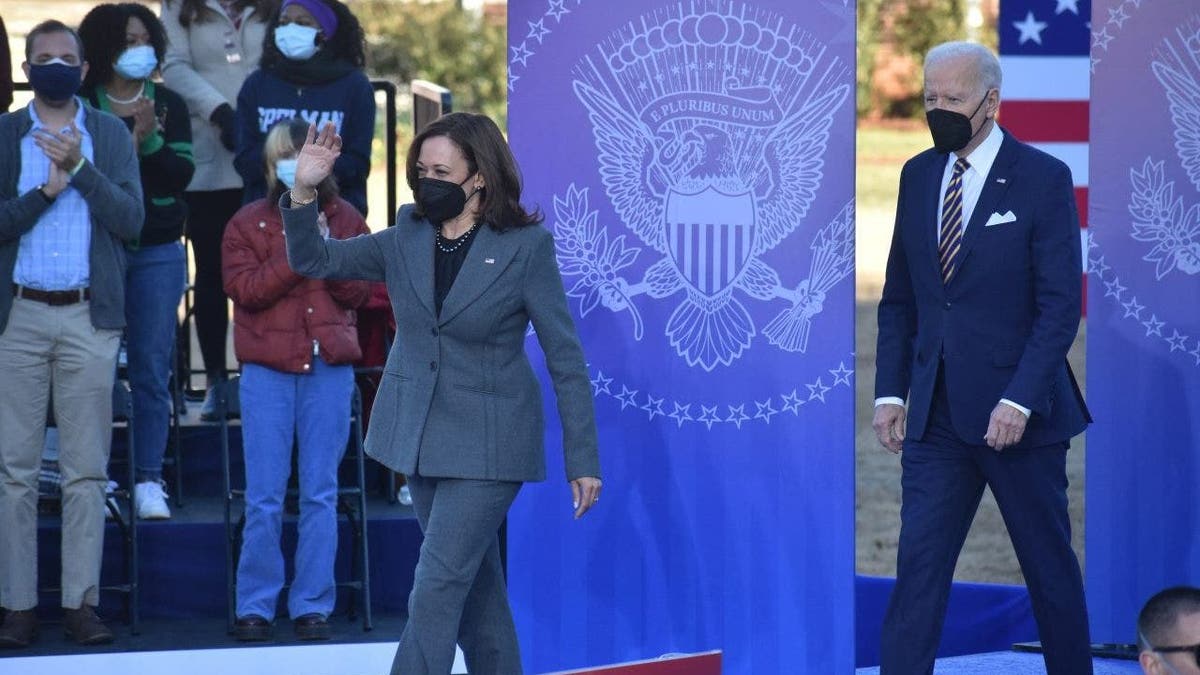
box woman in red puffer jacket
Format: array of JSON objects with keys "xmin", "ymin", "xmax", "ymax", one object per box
[{"xmin": 221, "ymin": 117, "xmax": 369, "ymax": 642}]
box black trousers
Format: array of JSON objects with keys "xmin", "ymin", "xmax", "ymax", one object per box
[{"xmin": 184, "ymin": 188, "xmax": 242, "ymax": 382}]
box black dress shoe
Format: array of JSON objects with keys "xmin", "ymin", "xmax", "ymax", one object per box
[
  {"xmin": 63, "ymin": 606, "xmax": 114, "ymax": 645},
  {"xmin": 293, "ymin": 613, "xmax": 330, "ymax": 641},
  {"xmin": 0, "ymin": 609, "xmax": 37, "ymax": 648},
  {"xmin": 234, "ymin": 615, "xmax": 272, "ymax": 641}
]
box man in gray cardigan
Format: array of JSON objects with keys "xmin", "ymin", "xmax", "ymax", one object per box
[{"xmin": 0, "ymin": 21, "xmax": 143, "ymax": 648}]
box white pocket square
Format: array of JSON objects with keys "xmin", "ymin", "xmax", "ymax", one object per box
[{"xmin": 985, "ymin": 210, "xmax": 1017, "ymax": 227}]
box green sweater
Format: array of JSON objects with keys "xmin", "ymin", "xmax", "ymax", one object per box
[{"xmin": 83, "ymin": 81, "xmax": 194, "ymax": 247}]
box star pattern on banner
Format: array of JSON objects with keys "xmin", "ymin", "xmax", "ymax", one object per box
[
  {"xmin": 1103, "ymin": 275, "xmax": 1126, "ymax": 300},
  {"xmin": 781, "ymin": 390, "xmax": 804, "ymax": 415},
  {"xmin": 1013, "ymin": 10, "xmax": 1049, "ymax": 44},
  {"xmin": 754, "ymin": 399, "xmax": 778, "ymax": 424},
  {"xmin": 1121, "ymin": 296, "xmax": 1144, "ymax": 320},
  {"xmin": 829, "ymin": 362, "xmax": 854, "ymax": 387},
  {"xmin": 546, "ymin": 0, "xmax": 570, "ymax": 21},
  {"xmin": 615, "ymin": 385, "xmax": 639, "ymax": 410},
  {"xmin": 1142, "ymin": 314, "xmax": 1165, "ymax": 337},
  {"xmin": 584, "ymin": 355, "xmax": 852, "ymax": 430},
  {"xmin": 641, "ymin": 395, "xmax": 665, "ymax": 421},
  {"xmin": 668, "ymin": 402, "xmax": 693, "ymax": 428},
  {"xmin": 1107, "ymin": 4, "xmax": 1129, "ymax": 28},
  {"xmin": 1001, "ymin": 0, "xmax": 1093, "ymax": 59},
  {"xmin": 1166, "ymin": 331, "xmax": 1190, "ymax": 353},
  {"xmin": 1055, "ymin": 0, "xmax": 1080, "ymax": 14},
  {"xmin": 527, "ymin": 19, "xmax": 550, "ymax": 44},
  {"xmin": 591, "ymin": 370, "xmax": 613, "ymax": 396},
  {"xmin": 510, "ymin": 41, "xmax": 534, "ymax": 68},
  {"xmin": 807, "ymin": 377, "xmax": 831, "ymax": 403},
  {"xmin": 1089, "ymin": 224, "xmax": 1198, "ymax": 369},
  {"xmin": 726, "ymin": 405, "xmax": 749, "ymax": 429},
  {"xmin": 698, "ymin": 405, "xmax": 722, "ymax": 430}
]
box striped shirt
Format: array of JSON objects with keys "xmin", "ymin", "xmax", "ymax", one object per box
[{"xmin": 14, "ymin": 98, "xmax": 95, "ymax": 291}]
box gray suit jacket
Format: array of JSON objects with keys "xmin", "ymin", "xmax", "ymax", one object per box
[{"xmin": 283, "ymin": 199, "xmax": 600, "ymax": 483}]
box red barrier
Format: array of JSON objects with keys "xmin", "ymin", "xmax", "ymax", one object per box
[{"xmin": 542, "ymin": 651, "xmax": 722, "ymax": 675}]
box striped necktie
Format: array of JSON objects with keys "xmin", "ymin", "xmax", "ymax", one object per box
[{"xmin": 938, "ymin": 158, "xmax": 970, "ymax": 284}]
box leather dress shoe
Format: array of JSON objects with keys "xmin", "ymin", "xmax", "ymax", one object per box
[
  {"xmin": 63, "ymin": 606, "xmax": 114, "ymax": 645},
  {"xmin": 234, "ymin": 614, "xmax": 272, "ymax": 641},
  {"xmin": 0, "ymin": 609, "xmax": 37, "ymax": 648},
  {"xmin": 293, "ymin": 613, "xmax": 330, "ymax": 641}
]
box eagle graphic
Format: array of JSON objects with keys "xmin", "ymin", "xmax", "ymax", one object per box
[{"xmin": 572, "ymin": 77, "xmax": 849, "ymax": 370}]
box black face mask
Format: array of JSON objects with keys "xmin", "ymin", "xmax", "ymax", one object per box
[
  {"xmin": 28, "ymin": 60, "xmax": 83, "ymax": 103},
  {"xmin": 417, "ymin": 174, "xmax": 480, "ymax": 224},
  {"xmin": 926, "ymin": 93, "xmax": 990, "ymax": 154}
]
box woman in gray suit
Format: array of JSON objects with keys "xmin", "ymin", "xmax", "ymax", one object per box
[{"xmin": 281, "ymin": 114, "xmax": 602, "ymax": 674}]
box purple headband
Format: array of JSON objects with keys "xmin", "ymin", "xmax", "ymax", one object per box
[{"xmin": 281, "ymin": 0, "xmax": 338, "ymax": 39}]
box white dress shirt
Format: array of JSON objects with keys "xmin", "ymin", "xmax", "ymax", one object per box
[{"xmin": 876, "ymin": 123, "xmax": 1030, "ymax": 418}]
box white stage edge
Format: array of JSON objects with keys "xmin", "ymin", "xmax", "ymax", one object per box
[{"xmin": 0, "ymin": 642, "xmax": 468, "ymax": 675}]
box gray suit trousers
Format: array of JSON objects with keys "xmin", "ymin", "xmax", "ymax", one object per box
[{"xmin": 391, "ymin": 475, "xmax": 522, "ymax": 675}]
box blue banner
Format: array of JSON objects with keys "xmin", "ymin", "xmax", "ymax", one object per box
[
  {"xmin": 1087, "ymin": 0, "xmax": 1200, "ymax": 642},
  {"xmin": 506, "ymin": 1, "xmax": 857, "ymax": 672}
]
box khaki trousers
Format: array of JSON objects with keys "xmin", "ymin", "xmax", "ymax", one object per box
[{"xmin": 0, "ymin": 297, "xmax": 120, "ymax": 610}]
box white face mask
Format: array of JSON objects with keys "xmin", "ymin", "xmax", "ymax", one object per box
[
  {"xmin": 275, "ymin": 158, "xmax": 298, "ymax": 188},
  {"xmin": 274, "ymin": 23, "xmax": 320, "ymax": 61},
  {"xmin": 114, "ymin": 45, "xmax": 157, "ymax": 80}
]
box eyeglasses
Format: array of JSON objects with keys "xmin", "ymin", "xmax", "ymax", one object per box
[{"xmin": 1153, "ymin": 642, "xmax": 1200, "ymax": 669}]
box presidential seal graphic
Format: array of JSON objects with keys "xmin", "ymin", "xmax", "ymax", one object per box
[
  {"xmin": 1088, "ymin": 6, "xmax": 1200, "ymax": 367},
  {"xmin": 555, "ymin": 3, "xmax": 852, "ymax": 373},
  {"xmin": 1137, "ymin": 16, "xmax": 1200, "ymax": 280}
]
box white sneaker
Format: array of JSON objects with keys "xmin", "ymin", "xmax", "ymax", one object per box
[
  {"xmin": 398, "ymin": 484, "xmax": 412, "ymax": 506},
  {"xmin": 105, "ymin": 480, "xmax": 120, "ymax": 520},
  {"xmin": 135, "ymin": 481, "xmax": 172, "ymax": 520}
]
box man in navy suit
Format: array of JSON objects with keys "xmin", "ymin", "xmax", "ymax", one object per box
[{"xmin": 873, "ymin": 41, "xmax": 1092, "ymax": 675}]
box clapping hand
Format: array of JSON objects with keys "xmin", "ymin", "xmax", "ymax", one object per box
[
  {"xmin": 43, "ymin": 162, "xmax": 70, "ymax": 199},
  {"xmin": 292, "ymin": 122, "xmax": 341, "ymax": 202},
  {"xmin": 131, "ymin": 98, "xmax": 158, "ymax": 146},
  {"xmin": 34, "ymin": 124, "xmax": 83, "ymax": 172}
]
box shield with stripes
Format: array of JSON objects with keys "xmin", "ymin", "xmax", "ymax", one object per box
[{"xmin": 665, "ymin": 186, "xmax": 757, "ymax": 296}]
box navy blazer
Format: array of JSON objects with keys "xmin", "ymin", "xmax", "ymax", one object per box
[
  {"xmin": 283, "ymin": 200, "xmax": 601, "ymax": 483},
  {"xmin": 875, "ymin": 129, "xmax": 1091, "ymax": 448}
]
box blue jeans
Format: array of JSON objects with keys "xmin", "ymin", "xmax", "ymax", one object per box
[
  {"xmin": 125, "ymin": 241, "xmax": 186, "ymax": 482},
  {"xmin": 236, "ymin": 359, "xmax": 353, "ymax": 620}
]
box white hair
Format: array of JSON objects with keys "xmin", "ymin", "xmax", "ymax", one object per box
[{"xmin": 925, "ymin": 41, "xmax": 1003, "ymax": 93}]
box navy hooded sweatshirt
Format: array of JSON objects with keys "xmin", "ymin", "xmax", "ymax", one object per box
[{"xmin": 234, "ymin": 62, "xmax": 374, "ymax": 216}]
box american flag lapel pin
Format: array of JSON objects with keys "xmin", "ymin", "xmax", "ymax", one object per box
[
  {"xmin": 996, "ymin": 178, "xmax": 1007, "ymax": 184},
  {"xmin": 485, "ymin": 257, "xmax": 495, "ymax": 264}
]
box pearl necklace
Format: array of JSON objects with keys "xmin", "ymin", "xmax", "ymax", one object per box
[
  {"xmin": 105, "ymin": 82, "xmax": 146, "ymax": 105},
  {"xmin": 435, "ymin": 222, "xmax": 480, "ymax": 254}
]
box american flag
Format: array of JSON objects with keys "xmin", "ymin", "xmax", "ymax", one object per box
[{"xmin": 998, "ymin": 0, "xmax": 1091, "ymax": 283}]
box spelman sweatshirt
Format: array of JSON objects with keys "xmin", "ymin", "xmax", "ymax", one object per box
[{"xmin": 234, "ymin": 63, "xmax": 375, "ymax": 216}]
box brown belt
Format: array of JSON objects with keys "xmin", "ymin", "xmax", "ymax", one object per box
[{"xmin": 12, "ymin": 284, "xmax": 91, "ymax": 306}]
